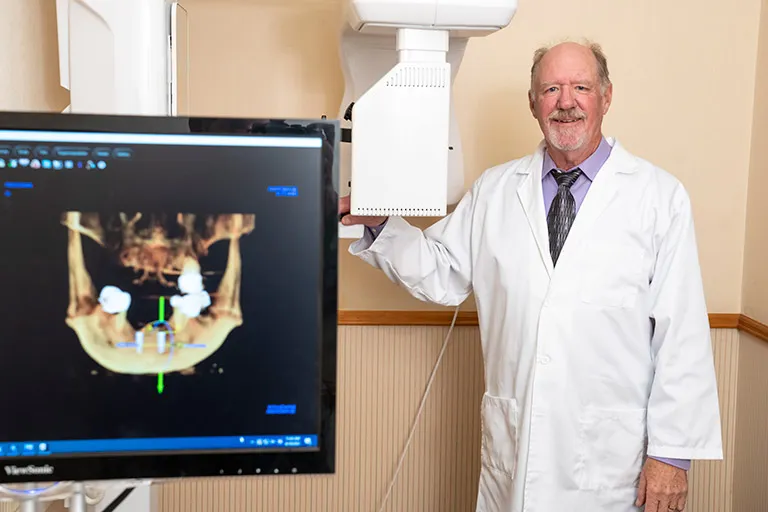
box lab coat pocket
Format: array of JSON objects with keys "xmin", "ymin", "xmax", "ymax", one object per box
[
  {"xmin": 577, "ymin": 408, "xmax": 647, "ymax": 490},
  {"xmin": 480, "ymin": 393, "xmax": 519, "ymax": 479}
]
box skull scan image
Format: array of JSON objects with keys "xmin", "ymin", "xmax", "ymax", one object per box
[{"xmin": 62, "ymin": 211, "xmax": 255, "ymax": 377}]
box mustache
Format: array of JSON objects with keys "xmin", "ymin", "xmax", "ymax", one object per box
[{"xmin": 548, "ymin": 108, "xmax": 586, "ymax": 122}]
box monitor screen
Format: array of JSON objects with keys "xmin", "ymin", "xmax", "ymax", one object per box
[{"xmin": 0, "ymin": 112, "xmax": 339, "ymax": 483}]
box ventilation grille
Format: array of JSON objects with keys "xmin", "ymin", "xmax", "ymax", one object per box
[
  {"xmin": 355, "ymin": 207, "xmax": 444, "ymax": 216},
  {"xmin": 386, "ymin": 65, "xmax": 448, "ymax": 88}
]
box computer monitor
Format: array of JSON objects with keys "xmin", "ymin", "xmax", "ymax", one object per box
[{"xmin": 0, "ymin": 112, "xmax": 339, "ymax": 484}]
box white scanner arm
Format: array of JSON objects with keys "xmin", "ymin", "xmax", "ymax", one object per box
[
  {"xmin": 55, "ymin": 0, "xmax": 518, "ymax": 232},
  {"xmin": 347, "ymin": 0, "xmax": 517, "ymax": 34},
  {"xmin": 339, "ymin": 0, "xmax": 517, "ymax": 222},
  {"xmin": 56, "ymin": 0, "xmax": 175, "ymax": 116}
]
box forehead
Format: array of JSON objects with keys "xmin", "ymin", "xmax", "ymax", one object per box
[{"xmin": 535, "ymin": 47, "xmax": 599, "ymax": 86}]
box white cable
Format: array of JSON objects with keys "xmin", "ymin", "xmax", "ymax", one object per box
[{"xmin": 377, "ymin": 304, "xmax": 461, "ymax": 512}]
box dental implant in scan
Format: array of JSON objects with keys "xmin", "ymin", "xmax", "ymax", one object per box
[{"xmin": 61, "ymin": 211, "xmax": 255, "ymax": 388}]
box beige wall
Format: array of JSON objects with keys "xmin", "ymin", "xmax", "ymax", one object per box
[
  {"xmin": 735, "ymin": 0, "xmax": 768, "ymax": 509},
  {"xmin": 178, "ymin": 0, "xmax": 761, "ymax": 314},
  {"xmin": 743, "ymin": 0, "xmax": 768, "ymax": 325},
  {"xmin": 0, "ymin": 0, "xmax": 759, "ymax": 313},
  {"xmin": 0, "ymin": 1, "xmax": 65, "ymax": 509},
  {"xmin": 0, "ymin": 0, "xmax": 68, "ymax": 112}
]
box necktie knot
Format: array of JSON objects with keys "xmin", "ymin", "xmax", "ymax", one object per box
[{"xmin": 551, "ymin": 168, "xmax": 582, "ymax": 189}]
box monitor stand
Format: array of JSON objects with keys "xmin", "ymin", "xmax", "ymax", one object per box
[
  {"xmin": 8, "ymin": 480, "xmax": 153, "ymax": 511},
  {"xmin": 13, "ymin": 482, "xmax": 86, "ymax": 512}
]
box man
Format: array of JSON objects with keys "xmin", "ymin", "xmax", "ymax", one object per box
[{"xmin": 339, "ymin": 41, "xmax": 723, "ymax": 511}]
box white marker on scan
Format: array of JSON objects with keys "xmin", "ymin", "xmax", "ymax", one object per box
[
  {"xmin": 135, "ymin": 331, "xmax": 144, "ymax": 354},
  {"xmin": 157, "ymin": 331, "xmax": 166, "ymax": 354}
]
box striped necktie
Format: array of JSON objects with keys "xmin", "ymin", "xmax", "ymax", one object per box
[{"xmin": 547, "ymin": 168, "xmax": 583, "ymax": 265}]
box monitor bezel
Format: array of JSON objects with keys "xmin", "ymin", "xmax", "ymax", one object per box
[{"xmin": 0, "ymin": 111, "xmax": 339, "ymax": 483}]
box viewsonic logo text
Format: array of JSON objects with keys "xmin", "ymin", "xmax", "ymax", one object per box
[{"xmin": 4, "ymin": 465, "xmax": 54, "ymax": 476}]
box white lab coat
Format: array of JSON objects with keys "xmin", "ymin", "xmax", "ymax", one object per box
[{"xmin": 349, "ymin": 137, "xmax": 723, "ymax": 512}]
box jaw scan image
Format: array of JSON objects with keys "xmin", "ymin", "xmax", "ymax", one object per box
[{"xmin": 62, "ymin": 211, "xmax": 255, "ymax": 378}]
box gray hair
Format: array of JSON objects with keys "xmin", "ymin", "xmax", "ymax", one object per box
[{"xmin": 529, "ymin": 39, "xmax": 611, "ymax": 98}]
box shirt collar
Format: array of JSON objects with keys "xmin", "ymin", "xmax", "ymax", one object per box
[{"xmin": 542, "ymin": 136, "xmax": 612, "ymax": 182}]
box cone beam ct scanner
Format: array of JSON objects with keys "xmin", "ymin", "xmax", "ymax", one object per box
[
  {"xmin": 55, "ymin": 0, "xmax": 518, "ymax": 238},
  {"xmin": 2, "ymin": 2, "xmax": 518, "ymax": 509}
]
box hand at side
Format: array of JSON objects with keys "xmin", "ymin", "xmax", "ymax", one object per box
[{"xmin": 636, "ymin": 458, "xmax": 688, "ymax": 511}]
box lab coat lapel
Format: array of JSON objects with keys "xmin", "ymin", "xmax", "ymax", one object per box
[
  {"xmin": 553, "ymin": 139, "xmax": 636, "ymax": 264},
  {"xmin": 515, "ymin": 144, "xmax": 554, "ymax": 277}
]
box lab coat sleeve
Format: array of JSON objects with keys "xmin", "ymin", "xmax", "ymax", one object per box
[
  {"xmin": 645, "ymin": 183, "xmax": 723, "ymax": 461},
  {"xmin": 347, "ymin": 179, "xmax": 480, "ymax": 307}
]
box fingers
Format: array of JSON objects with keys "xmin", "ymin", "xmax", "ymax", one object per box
[
  {"xmin": 644, "ymin": 497, "xmax": 659, "ymax": 512},
  {"xmin": 642, "ymin": 490, "xmax": 687, "ymax": 511},
  {"xmin": 664, "ymin": 479, "xmax": 688, "ymax": 510},
  {"xmin": 641, "ymin": 497, "xmax": 671, "ymax": 512},
  {"xmin": 338, "ymin": 194, "xmax": 350, "ymax": 214},
  {"xmin": 342, "ymin": 215, "xmax": 388, "ymax": 227},
  {"xmin": 635, "ymin": 473, "xmax": 646, "ymax": 507},
  {"xmin": 668, "ymin": 493, "xmax": 687, "ymax": 511},
  {"xmin": 338, "ymin": 195, "xmax": 388, "ymax": 227},
  {"xmin": 340, "ymin": 214, "xmax": 369, "ymax": 226}
]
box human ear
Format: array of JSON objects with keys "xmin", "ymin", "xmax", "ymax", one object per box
[
  {"xmin": 602, "ymin": 83, "xmax": 613, "ymax": 114},
  {"xmin": 528, "ymin": 91, "xmax": 536, "ymax": 118}
]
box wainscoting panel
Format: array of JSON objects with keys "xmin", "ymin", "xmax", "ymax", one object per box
[
  {"xmin": 0, "ymin": 326, "xmax": 742, "ymax": 512},
  {"xmin": 151, "ymin": 326, "xmax": 740, "ymax": 512},
  {"xmin": 732, "ymin": 332, "xmax": 768, "ymax": 511},
  {"xmin": 156, "ymin": 325, "xmax": 486, "ymax": 512},
  {"xmin": 686, "ymin": 328, "xmax": 740, "ymax": 512}
]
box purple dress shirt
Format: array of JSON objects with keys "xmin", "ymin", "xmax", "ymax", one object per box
[
  {"xmin": 362, "ymin": 137, "xmax": 691, "ymax": 471},
  {"xmin": 541, "ymin": 137, "xmax": 611, "ymax": 215}
]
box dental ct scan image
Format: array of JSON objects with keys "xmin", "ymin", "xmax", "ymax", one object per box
[
  {"xmin": 0, "ymin": 123, "xmax": 333, "ymax": 469},
  {"xmin": 62, "ymin": 211, "xmax": 254, "ymax": 377}
]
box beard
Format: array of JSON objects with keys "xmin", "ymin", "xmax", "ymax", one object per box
[{"xmin": 545, "ymin": 107, "xmax": 588, "ymax": 151}]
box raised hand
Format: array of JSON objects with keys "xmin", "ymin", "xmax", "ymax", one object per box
[{"xmin": 338, "ymin": 195, "xmax": 387, "ymax": 228}]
